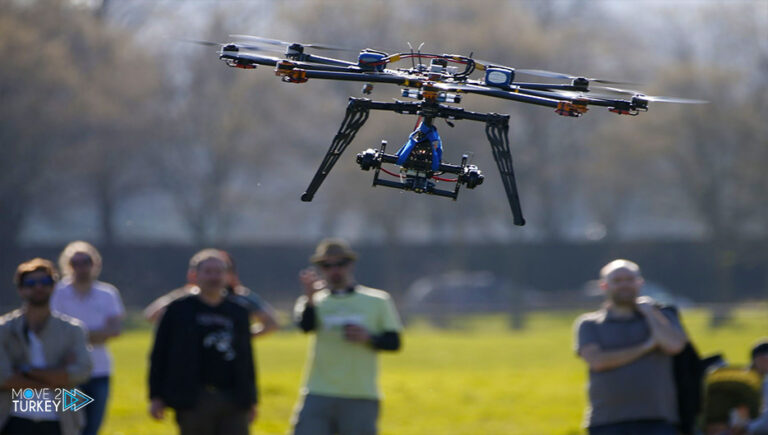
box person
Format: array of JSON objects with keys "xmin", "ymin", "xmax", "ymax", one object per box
[
  {"xmin": 0, "ymin": 258, "xmax": 92, "ymax": 435},
  {"xmin": 291, "ymin": 238, "xmax": 403, "ymax": 435},
  {"xmin": 574, "ymin": 259, "xmax": 688, "ymax": 435},
  {"xmin": 219, "ymin": 252, "xmax": 280, "ymax": 337},
  {"xmin": 50, "ymin": 241, "xmax": 124, "ymax": 435},
  {"xmin": 142, "ymin": 268, "xmax": 196, "ymax": 324},
  {"xmin": 746, "ymin": 340, "xmax": 768, "ymax": 434},
  {"xmin": 148, "ymin": 249, "xmax": 257, "ymax": 435},
  {"xmin": 143, "ymin": 250, "xmax": 279, "ymax": 337}
]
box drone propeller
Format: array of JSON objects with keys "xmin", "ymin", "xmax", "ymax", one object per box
[
  {"xmin": 179, "ymin": 38, "xmax": 221, "ymax": 47},
  {"xmin": 638, "ymin": 95, "xmax": 708, "ymax": 104},
  {"xmin": 229, "ymin": 34, "xmax": 358, "ymax": 52},
  {"xmin": 592, "ymin": 86, "xmax": 708, "ymax": 104},
  {"xmin": 177, "ymin": 38, "xmax": 273, "ymax": 53},
  {"xmin": 516, "ymin": 69, "xmax": 636, "ymax": 86}
]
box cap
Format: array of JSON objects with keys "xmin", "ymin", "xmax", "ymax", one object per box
[{"xmin": 310, "ymin": 238, "xmax": 358, "ymax": 264}]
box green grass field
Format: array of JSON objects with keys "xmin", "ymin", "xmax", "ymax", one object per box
[{"xmin": 101, "ymin": 308, "xmax": 767, "ymax": 435}]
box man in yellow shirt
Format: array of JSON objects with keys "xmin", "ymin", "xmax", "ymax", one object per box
[{"xmin": 291, "ymin": 239, "xmax": 403, "ymax": 435}]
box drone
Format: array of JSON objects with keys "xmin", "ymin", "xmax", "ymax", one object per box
[{"xmin": 189, "ymin": 35, "xmax": 705, "ymax": 226}]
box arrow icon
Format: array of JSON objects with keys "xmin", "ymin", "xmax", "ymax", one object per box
[{"xmin": 62, "ymin": 389, "xmax": 94, "ymax": 412}]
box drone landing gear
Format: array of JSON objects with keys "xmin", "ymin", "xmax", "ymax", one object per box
[
  {"xmin": 356, "ymin": 141, "xmax": 484, "ymax": 200},
  {"xmin": 486, "ymin": 117, "xmax": 526, "ymax": 226},
  {"xmin": 301, "ymin": 101, "xmax": 370, "ymax": 201}
]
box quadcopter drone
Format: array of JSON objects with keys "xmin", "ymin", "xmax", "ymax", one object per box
[{"xmin": 189, "ymin": 35, "xmax": 705, "ymax": 226}]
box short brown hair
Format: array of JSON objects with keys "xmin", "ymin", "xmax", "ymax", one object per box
[{"xmin": 14, "ymin": 258, "xmax": 59, "ymax": 287}]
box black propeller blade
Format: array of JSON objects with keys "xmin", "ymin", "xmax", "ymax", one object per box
[
  {"xmin": 176, "ymin": 38, "xmax": 274, "ymax": 53},
  {"xmin": 229, "ymin": 34, "xmax": 358, "ymax": 52}
]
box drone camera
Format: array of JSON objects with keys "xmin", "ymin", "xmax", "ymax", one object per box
[
  {"xmin": 356, "ymin": 147, "xmax": 380, "ymax": 171},
  {"xmin": 355, "ymin": 139, "xmax": 484, "ymax": 202},
  {"xmin": 459, "ymin": 165, "xmax": 484, "ymax": 189}
]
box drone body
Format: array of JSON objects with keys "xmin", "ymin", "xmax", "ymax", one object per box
[{"xmin": 189, "ymin": 35, "xmax": 704, "ymax": 226}]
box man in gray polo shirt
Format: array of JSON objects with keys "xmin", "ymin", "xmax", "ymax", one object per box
[{"xmin": 574, "ymin": 259, "xmax": 688, "ymax": 435}]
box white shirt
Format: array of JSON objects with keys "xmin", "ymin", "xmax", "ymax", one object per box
[
  {"xmin": 10, "ymin": 331, "xmax": 58, "ymax": 421},
  {"xmin": 51, "ymin": 280, "xmax": 125, "ymax": 377}
]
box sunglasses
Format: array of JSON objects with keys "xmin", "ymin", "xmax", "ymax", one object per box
[
  {"xmin": 319, "ymin": 259, "xmax": 352, "ymax": 269},
  {"xmin": 21, "ymin": 276, "xmax": 55, "ymax": 287},
  {"xmin": 70, "ymin": 258, "xmax": 93, "ymax": 266}
]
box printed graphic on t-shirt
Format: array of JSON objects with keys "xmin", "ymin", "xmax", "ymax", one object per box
[
  {"xmin": 322, "ymin": 313, "xmax": 365, "ymax": 330},
  {"xmin": 197, "ymin": 313, "xmax": 236, "ymax": 361}
]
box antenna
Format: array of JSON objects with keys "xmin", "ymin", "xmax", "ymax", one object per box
[
  {"xmin": 407, "ymin": 41, "xmax": 416, "ymax": 69},
  {"xmin": 417, "ymin": 42, "xmax": 425, "ymax": 71}
]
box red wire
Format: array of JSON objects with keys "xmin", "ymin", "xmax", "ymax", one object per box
[
  {"xmin": 432, "ymin": 176, "xmax": 458, "ymax": 182},
  {"xmin": 380, "ymin": 168, "xmax": 401, "ymax": 177}
]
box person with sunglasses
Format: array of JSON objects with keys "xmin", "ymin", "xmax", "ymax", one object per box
[
  {"xmin": 0, "ymin": 258, "xmax": 92, "ymax": 435},
  {"xmin": 290, "ymin": 239, "xmax": 403, "ymax": 435},
  {"xmin": 50, "ymin": 241, "xmax": 124, "ymax": 435}
]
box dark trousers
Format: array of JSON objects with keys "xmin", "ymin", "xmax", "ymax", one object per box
[
  {"xmin": 589, "ymin": 420, "xmax": 678, "ymax": 435},
  {"xmin": 1, "ymin": 417, "xmax": 61, "ymax": 435},
  {"xmin": 79, "ymin": 375, "xmax": 110, "ymax": 435},
  {"xmin": 174, "ymin": 389, "xmax": 249, "ymax": 435}
]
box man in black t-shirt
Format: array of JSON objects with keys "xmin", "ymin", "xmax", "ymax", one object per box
[{"xmin": 148, "ymin": 249, "xmax": 257, "ymax": 435}]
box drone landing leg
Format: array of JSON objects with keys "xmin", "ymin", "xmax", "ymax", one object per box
[
  {"xmin": 486, "ymin": 117, "xmax": 526, "ymax": 226},
  {"xmin": 301, "ymin": 100, "xmax": 371, "ymax": 202}
]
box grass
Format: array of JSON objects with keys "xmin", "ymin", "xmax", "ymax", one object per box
[{"xmin": 101, "ymin": 308, "xmax": 768, "ymax": 435}]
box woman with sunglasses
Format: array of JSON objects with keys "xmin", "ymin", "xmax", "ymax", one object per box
[{"xmin": 51, "ymin": 241, "xmax": 125, "ymax": 435}]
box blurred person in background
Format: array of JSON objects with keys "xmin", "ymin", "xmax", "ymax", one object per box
[
  {"xmin": 52, "ymin": 241, "xmax": 124, "ymax": 435},
  {"xmin": 738, "ymin": 340, "xmax": 768, "ymax": 434},
  {"xmin": 574, "ymin": 259, "xmax": 688, "ymax": 435},
  {"xmin": 143, "ymin": 265, "xmax": 196, "ymax": 323},
  {"xmin": 148, "ymin": 249, "xmax": 257, "ymax": 435},
  {"xmin": 143, "ymin": 251, "xmax": 279, "ymax": 337},
  {"xmin": 291, "ymin": 238, "xmax": 403, "ymax": 435},
  {"xmin": 701, "ymin": 341, "xmax": 766, "ymax": 435},
  {"xmin": 0, "ymin": 258, "xmax": 92, "ymax": 435}
]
